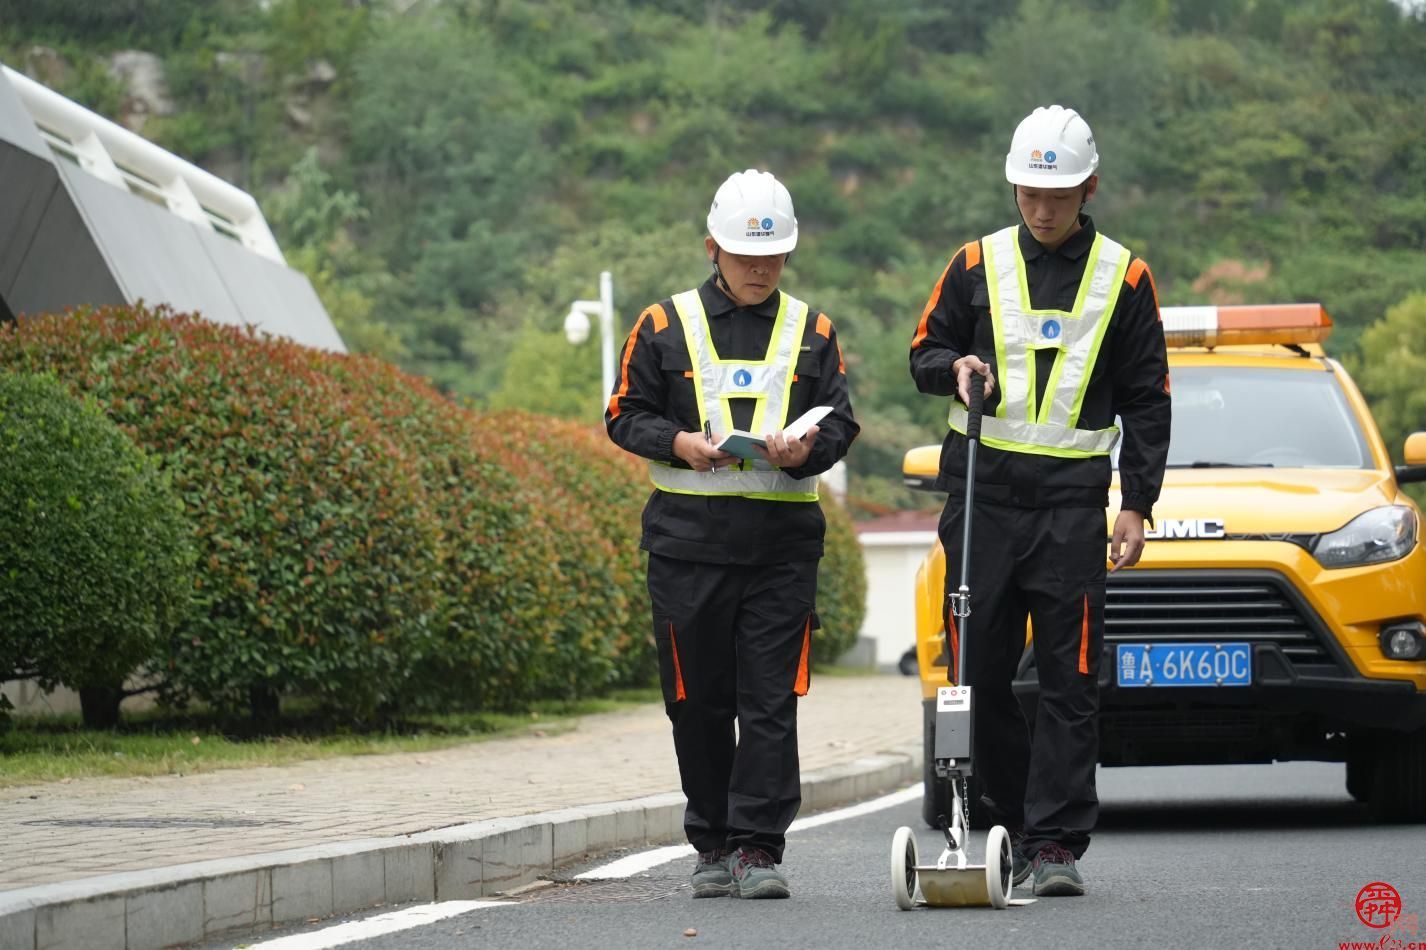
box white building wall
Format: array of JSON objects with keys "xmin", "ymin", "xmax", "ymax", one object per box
[{"xmin": 856, "ymin": 530, "xmax": 938, "ymax": 669}]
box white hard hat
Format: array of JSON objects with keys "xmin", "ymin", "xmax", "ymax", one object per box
[
  {"xmin": 1004, "ymin": 105, "xmax": 1099, "ymax": 188},
  {"xmin": 706, "ymin": 169, "xmax": 798, "ymax": 256}
]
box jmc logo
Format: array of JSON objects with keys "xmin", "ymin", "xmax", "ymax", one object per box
[{"xmin": 1144, "ymin": 518, "xmax": 1226, "ymax": 540}]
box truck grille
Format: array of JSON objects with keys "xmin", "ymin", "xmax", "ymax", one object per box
[{"xmin": 1105, "ymin": 571, "xmax": 1341, "ymax": 673}]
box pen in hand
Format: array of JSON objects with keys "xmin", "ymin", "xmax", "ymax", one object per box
[{"xmin": 704, "ymin": 420, "xmax": 716, "ymax": 474}]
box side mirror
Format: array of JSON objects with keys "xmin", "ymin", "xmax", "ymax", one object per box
[
  {"xmin": 1395, "ymin": 432, "xmax": 1426, "ymax": 485},
  {"xmin": 1405, "ymin": 432, "xmax": 1426, "ymax": 466},
  {"xmin": 903, "ymin": 444, "xmax": 942, "ymax": 492}
]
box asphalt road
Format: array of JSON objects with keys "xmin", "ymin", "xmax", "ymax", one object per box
[{"xmin": 234, "ymin": 762, "xmax": 1424, "ymax": 950}]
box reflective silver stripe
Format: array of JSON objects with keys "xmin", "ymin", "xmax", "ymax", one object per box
[
  {"xmin": 659, "ymin": 288, "xmax": 816, "ymax": 499},
  {"xmin": 672, "ymin": 289, "xmax": 807, "ymax": 436},
  {"xmin": 949, "ymin": 404, "xmax": 1120, "ymax": 455},
  {"xmin": 985, "ymin": 227, "xmax": 1032, "ymax": 421},
  {"xmin": 1045, "ymin": 236, "xmax": 1127, "ymax": 427},
  {"xmin": 984, "ymin": 227, "xmax": 1127, "ymax": 429},
  {"xmin": 647, "ymin": 462, "xmax": 819, "ymax": 497}
]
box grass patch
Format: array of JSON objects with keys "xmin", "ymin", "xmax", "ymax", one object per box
[{"xmin": 0, "ymin": 688, "xmax": 662, "ymax": 788}]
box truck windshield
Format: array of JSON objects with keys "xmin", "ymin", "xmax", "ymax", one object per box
[{"xmin": 1160, "ymin": 366, "xmax": 1372, "ymax": 469}]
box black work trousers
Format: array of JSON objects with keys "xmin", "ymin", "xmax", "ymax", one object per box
[
  {"xmin": 938, "ymin": 500, "xmax": 1106, "ymax": 859},
  {"xmin": 646, "ymin": 554, "xmax": 817, "ymax": 864}
]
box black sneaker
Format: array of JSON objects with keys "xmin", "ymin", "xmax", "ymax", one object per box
[
  {"xmin": 1030, "ymin": 843, "xmax": 1085, "ymax": 897},
  {"xmin": 690, "ymin": 848, "xmax": 733, "ymax": 898},
  {"xmin": 728, "ymin": 846, "xmax": 790, "ymax": 899},
  {"xmin": 1010, "ymin": 830, "xmax": 1031, "ymax": 887}
]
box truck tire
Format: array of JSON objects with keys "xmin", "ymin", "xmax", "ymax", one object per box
[
  {"xmin": 1346, "ymin": 758, "xmax": 1371, "ymax": 803},
  {"xmin": 1368, "ymin": 728, "xmax": 1426, "ymax": 823},
  {"xmin": 922, "ymin": 702, "xmax": 990, "ymax": 830},
  {"xmin": 1345, "ymin": 741, "xmax": 1374, "ymax": 803}
]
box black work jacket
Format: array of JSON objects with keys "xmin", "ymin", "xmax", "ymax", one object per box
[
  {"xmin": 908, "ymin": 217, "xmax": 1170, "ymax": 518},
  {"xmin": 605, "ymin": 278, "xmax": 859, "ymax": 564}
]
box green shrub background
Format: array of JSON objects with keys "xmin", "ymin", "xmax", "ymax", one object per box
[
  {"xmin": 1, "ymin": 308, "xmax": 443, "ymax": 719},
  {"xmin": 817, "ymin": 496, "xmax": 869, "ymax": 663},
  {"xmin": 1, "ymin": 306, "xmax": 869, "ymax": 722},
  {"xmin": 0, "ymin": 371, "xmax": 193, "ymax": 715}
]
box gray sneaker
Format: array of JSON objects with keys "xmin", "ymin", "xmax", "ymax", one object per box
[
  {"xmin": 690, "ymin": 848, "xmax": 733, "ymax": 898},
  {"xmin": 728, "ymin": 846, "xmax": 790, "ymax": 899},
  {"xmin": 1011, "ymin": 831, "xmax": 1031, "ymax": 887},
  {"xmin": 1030, "ymin": 843, "xmax": 1085, "ymax": 897}
]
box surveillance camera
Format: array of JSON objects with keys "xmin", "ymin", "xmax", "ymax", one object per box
[{"xmin": 564, "ymin": 308, "xmax": 591, "ymax": 345}]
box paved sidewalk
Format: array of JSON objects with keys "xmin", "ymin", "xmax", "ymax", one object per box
[{"xmin": 2, "ymin": 673, "xmax": 923, "ymax": 947}]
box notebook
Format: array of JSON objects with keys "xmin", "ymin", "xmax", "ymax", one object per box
[{"xmin": 712, "ymin": 405, "xmax": 834, "ymax": 461}]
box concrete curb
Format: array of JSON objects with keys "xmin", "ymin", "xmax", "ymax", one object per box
[{"xmin": 0, "ymin": 743, "xmax": 920, "ymax": 949}]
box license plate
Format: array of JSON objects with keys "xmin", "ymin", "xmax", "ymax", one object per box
[{"xmin": 1116, "ymin": 643, "xmax": 1252, "ymax": 688}]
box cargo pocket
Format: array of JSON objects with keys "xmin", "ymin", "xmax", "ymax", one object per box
[
  {"xmin": 653, "ymin": 616, "xmax": 687, "ymax": 703},
  {"xmin": 793, "ymin": 350, "xmax": 823, "ymax": 385},
  {"xmin": 659, "ymin": 348, "xmax": 697, "ymax": 430}
]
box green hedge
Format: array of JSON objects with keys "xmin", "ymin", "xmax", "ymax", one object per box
[
  {"xmin": 484, "ymin": 410, "xmax": 656, "ymax": 690},
  {"xmin": 311, "ymin": 357, "xmax": 650, "ymax": 708},
  {"xmin": 0, "ymin": 371, "xmax": 193, "ymax": 726},
  {"xmin": 816, "ymin": 495, "xmax": 868, "ymax": 664},
  {"xmin": 0, "ymin": 308, "xmax": 443, "ymax": 719},
  {"xmin": 0, "ymin": 305, "xmax": 868, "ymax": 721}
]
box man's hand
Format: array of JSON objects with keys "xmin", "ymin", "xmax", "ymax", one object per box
[
  {"xmin": 953, "ymin": 355, "xmax": 996, "ymax": 405},
  {"xmin": 673, "ymin": 430, "xmax": 735, "ymax": 472},
  {"xmin": 757, "ymin": 426, "xmax": 818, "ymax": 469},
  {"xmin": 1110, "ymin": 510, "xmax": 1147, "ymax": 572}
]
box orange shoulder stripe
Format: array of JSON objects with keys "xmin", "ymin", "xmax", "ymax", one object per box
[
  {"xmin": 963, "ymin": 239, "xmax": 981, "ymax": 271},
  {"xmin": 815, "ymin": 312, "xmax": 832, "ymax": 339},
  {"xmin": 607, "ymin": 307, "xmax": 657, "ymax": 418},
  {"xmin": 1126, "ymin": 259, "xmax": 1160, "ymax": 315},
  {"xmin": 911, "ymin": 243, "xmax": 974, "ymax": 350}
]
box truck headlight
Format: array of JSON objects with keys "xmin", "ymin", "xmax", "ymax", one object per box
[{"xmin": 1311, "ymin": 506, "xmax": 1417, "ymax": 568}]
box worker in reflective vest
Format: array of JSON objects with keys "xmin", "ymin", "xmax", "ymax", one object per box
[
  {"xmin": 605, "ymin": 169, "xmax": 859, "ymax": 900},
  {"xmin": 909, "ymin": 105, "xmax": 1171, "ymax": 897}
]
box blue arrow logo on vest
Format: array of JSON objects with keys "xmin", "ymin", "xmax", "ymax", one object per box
[
  {"xmin": 733, "ymin": 368, "xmax": 753, "ymax": 387},
  {"xmin": 1042, "ymin": 319, "xmax": 1062, "ymax": 340}
]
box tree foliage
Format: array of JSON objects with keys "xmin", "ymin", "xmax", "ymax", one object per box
[
  {"xmin": 5, "ymin": 0, "xmax": 1425, "ymax": 510},
  {"xmin": 1352, "ymin": 293, "xmax": 1426, "ymax": 469},
  {"xmin": 0, "ymin": 370, "xmax": 194, "ymax": 727}
]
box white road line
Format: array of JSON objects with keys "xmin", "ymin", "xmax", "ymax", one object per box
[
  {"xmin": 576, "ymin": 782, "xmax": 924, "ymax": 880},
  {"xmin": 244, "ymin": 783, "xmax": 923, "ymax": 947},
  {"xmin": 242, "ymin": 900, "xmax": 515, "ymax": 949}
]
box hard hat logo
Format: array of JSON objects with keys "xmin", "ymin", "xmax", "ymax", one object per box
[
  {"xmin": 1031, "ymin": 149, "xmax": 1043, "ymax": 161},
  {"xmin": 708, "ymin": 169, "xmax": 798, "ymax": 256},
  {"xmin": 1044, "ymin": 150, "xmax": 1057, "ymax": 163}
]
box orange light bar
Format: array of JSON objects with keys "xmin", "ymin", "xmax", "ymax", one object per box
[{"xmin": 1160, "ymin": 304, "xmax": 1332, "ymax": 348}]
